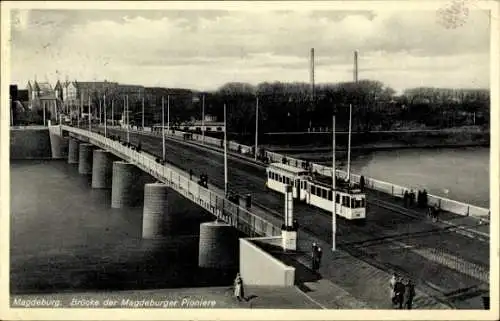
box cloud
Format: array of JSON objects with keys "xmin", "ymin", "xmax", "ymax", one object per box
[{"xmin": 9, "ymin": 8, "xmax": 490, "ymax": 93}]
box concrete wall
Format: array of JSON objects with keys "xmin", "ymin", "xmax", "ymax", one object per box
[
  {"xmin": 10, "ymin": 128, "xmax": 52, "ymax": 159},
  {"xmin": 239, "ymin": 237, "xmax": 295, "ymax": 287}
]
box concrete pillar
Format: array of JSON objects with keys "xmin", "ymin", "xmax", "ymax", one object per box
[
  {"xmin": 111, "ymin": 161, "xmax": 147, "ymax": 208},
  {"xmin": 49, "ymin": 132, "xmax": 63, "ymax": 159},
  {"xmin": 198, "ymin": 221, "xmax": 238, "ymax": 269},
  {"xmin": 142, "ymin": 183, "xmax": 170, "ymax": 239},
  {"xmin": 68, "ymin": 138, "xmax": 79, "ymax": 164},
  {"xmin": 78, "ymin": 143, "xmax": 94, "ymax": 174},
  {"xmin": 91, "ymin": 150, "xmax": 114, "ymax": 189}
]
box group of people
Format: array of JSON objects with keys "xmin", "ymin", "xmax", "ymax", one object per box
[
  {"xmin": 311, "ymin": 242, "xmax": 323, "ymax": 272},
  {"xmin": 390, "ymin": 273, "xmax": 416, "ymax": 309},
  {"xmin": 403, "ymin": 189, "xmax": 429, "ymax": 208}
]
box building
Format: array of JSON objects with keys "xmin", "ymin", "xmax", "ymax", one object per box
[{"xmin": 26, "ymin": 80, "xmax": 58, "ymax": 121}]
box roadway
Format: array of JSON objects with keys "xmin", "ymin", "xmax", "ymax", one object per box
[{"xmin": 93, "ymin": 127, "xmax": 489, "ymax": 301}]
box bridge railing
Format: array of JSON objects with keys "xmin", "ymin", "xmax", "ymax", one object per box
[
  {"xmin": 64, "ymin": 125, "xmax": 282, "ymax": 238},
  {"xmin": 105, "ymin": 126, "xmax": 490, "ymax": 220}
]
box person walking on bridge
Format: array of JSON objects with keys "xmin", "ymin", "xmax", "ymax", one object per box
[
  {"xmin": 311, "ymin": 242, "xmax": 318, "ymax": 271},
  {"xmin": 390, "ymin": 273, "xmax": 398, "ymax": 306},
  {"xmin": 234, "ymin": 273, "xmax": 246, "ymax": 302},
  {"xmin": 394, "ymin": 277, "xmax": 406, "ymax": 309},
  {"xmin": 404, "ymin": 279, "xmax": 416, "ymax": 309},
  {"xmin": 316, "ymin": 247, "xmax": 323, "ymax": 272}
]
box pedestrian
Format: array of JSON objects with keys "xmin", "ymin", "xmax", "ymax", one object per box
[
  {"xmin": 292, "ymin": 218, "xmax": 299, "ymax": 231},
  {"xmin": 311, "ymin": 242, "xmax": 318, "ymax": 271},
  {"xmin": 394, "ymin": 277, "xmax": 406, "ymax": 309},
  {"xmin": 404, "ymin": 279, "xmax": 416, "ymax": 310},
  {"xmin": 360, "ymin": 175, "xmax": 365, "ymax": 191},
  {"xmin": 189, "ymin": 169, "xmax": 193, "ymax": 181},
  {"xmin": 422, "ymin": 189, "xmax": 428, "ymax": 208},
  {"xmin": 403, "ymin": 191, "xmax": 409, "ymax": 208},
  {"xmin": 390, "ymin": 273, "xmax": 398, "ymax": 306},
  {"xmin": 417, "ymin": 190, "xmax": 422, "ymax": 207},
  {"xmin": 409, "ymin": 190, "xmax": 415, "ymax": 206},
  {"xmin": 234, "ymin": 273, "xmax": 245, "ymax": 301},
  {"xmin": 316, "ymin": 247, "xmax": 323, "ymax": 270},
  {"xmin": 433, "ymin": 204, "xmax": 440, "ymax": 222}
]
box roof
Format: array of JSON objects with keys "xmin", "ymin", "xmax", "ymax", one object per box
[
  {"xmin": 311, "ymin": 172, "xmax": 364, "ymax": 194},
  {"xmin": 267, "ymin": 162, "xmax": 309, "ymax": 175},
  {"xmin": 74, "ymin": 81, "xmax": 119, "ymax": 90},
  {"xmin": 36, "ymin": 82, "xmax": 53, "ymax": 92}
]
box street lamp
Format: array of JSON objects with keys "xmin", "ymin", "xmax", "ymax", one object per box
[
  {"xmin": 224, "ymin": 103, "xmax": 228, "ymax": 197},
  {"xmin": 332, "ymin": 114, "xmax": 337, "ymax": 252},
  {"xmin": 254, "ymin": 96, "xmax": 259, "ymax": 161},
  {"xmin": 162, "ymin": 96, "xmax": 166, "ymax": 160}
]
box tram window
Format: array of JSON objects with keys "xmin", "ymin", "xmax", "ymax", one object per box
[
  {"xmin": 328, "ymin": 191, "xmax": 332, "ymax": 201},
  {"xmin": 311, "ymin": 186, "xmax": 316, "ymax": 195},
  {"xmin": 353, "ymin": 198, "xmax": 363, "ymax": 208},
  {"xmin": 322, "ymin": 189, "xmax": 327, "ymax": 199},
  {"xmin": 336, "ymin": 194, "xmax": 340, "ymax": 203},
  {"xmin": 342, "ymin": 196, "xmax": 350, "ymax": 207},
  {"xmin": 351, "ymin": 199, "xmax": 355, "ymax": 208}
]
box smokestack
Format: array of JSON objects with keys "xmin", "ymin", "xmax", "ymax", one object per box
[
  {"xmin": 310, "ymin": 48, "xmax": 315, "ymax": 102},
  {"xmin": 354, "ymin": 50, "xmax": 359, "ymax": 83}
]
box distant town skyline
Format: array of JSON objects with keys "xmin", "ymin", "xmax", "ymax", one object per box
[{"xmin": 9, "ymin": 6, "xmax": 491, "ymax": 94}]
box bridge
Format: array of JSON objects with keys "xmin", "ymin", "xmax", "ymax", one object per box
[{"xmin": 46, "ymin": 124, "xmax": 490, "ymax": 309}]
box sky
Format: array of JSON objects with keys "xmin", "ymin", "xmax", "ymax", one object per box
[{"xmin": 8, "ymin": 5, "xmax": 491, "ymax": 94}]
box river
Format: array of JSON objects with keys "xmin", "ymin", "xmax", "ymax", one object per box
[
  {"xmin": 346, "ymin": 147, "xmax": 490, "ymax": 208},
  {"xmin": 10, "ymin": 160, "xmax": 233, "ymax": 294}
]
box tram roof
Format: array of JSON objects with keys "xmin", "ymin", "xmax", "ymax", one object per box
[
  {"xmin": 268, "ymin": 162, "xmax": 309, "ymax": 175},
  {"xmin": 311, "ymin": 173, "xmax": 364, "ymax": 195}
]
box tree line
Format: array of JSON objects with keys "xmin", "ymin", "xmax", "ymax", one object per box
[
  {"xmin": 13, "ymin": 80, "xmax": 489, "ymax": 132},
  {"xmin": 197, "ymin": 80, "xmax": 490, "ymax": 135}
]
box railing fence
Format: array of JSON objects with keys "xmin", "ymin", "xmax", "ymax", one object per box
[{"xmin": 62, "ymin": 125, "xmax": 281, "ymax": 238}]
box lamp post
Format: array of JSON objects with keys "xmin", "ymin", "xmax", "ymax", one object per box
[
  {"xmin": 162, "ymin": 96, "xmax": 166, "ymax": 160},
  {"xmin": 111, "ymin": 99, "xmax": 114, "ymax": 127},
  {"xmin": 126, "ymin": 95, "xmax": 130, "ymax": 143},
  {"xmin": 347, "ymin": 103, "xmax": 352, "ymax": 182},
  {"xmin": 88, "ymin": 95, "xmax": 91, "ymax": 131},
  {"xmin": 142, "ymin": 96, "xmax": 145, "ymax": 130},
  {"xmin": 332, "ymin": 114, "xmax": 337, "ymax": 252},
  {"xmin": 167, "ymin": 95, "xmax": 170, "ymax": 134},
  {"xmin": 202, "ymin": 94, "xmax": 205, "ymax": 144},
  {"xmin": 224, "ymin": 103, "xmax": 228, "ymax": 197},
  {"xmin": 104, "ymin": 93, "xmax": 107, "ymax": 137},
  {"xmin": 254, "ymin": 96, "xmax": 259, "ymax": 161}
]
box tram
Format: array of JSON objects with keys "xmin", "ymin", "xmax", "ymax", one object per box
[{"xmin": 265, "ymin": 162, "xmax": 366, "ymax": 220}]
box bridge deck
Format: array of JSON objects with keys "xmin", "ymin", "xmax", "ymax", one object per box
[{"xmin": 84, "ymin": 126, "xmax": 489, "ymax": 308}]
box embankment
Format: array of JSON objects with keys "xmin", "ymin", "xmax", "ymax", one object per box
[{"xmin": 10, "ymin": 127, "xmax": 52, "ymax": 160}]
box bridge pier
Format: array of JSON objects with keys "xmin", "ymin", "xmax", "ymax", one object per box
[
  {"xmin": 142, "ymin": 183, "xmax": 170, "ymax": 239},
  {"xmin": 49, "ymin": 131, "xmax": 68, "ymax": 159},
  {"xmin": 68, "ymin": 138, "xmax": 79, "ymax": 164},
  {"xmin": 198, "ymin": 221, "xmax": 238, "ymax": 269},
  {"xmin": 111, "ymin": 161, "xmax": 151, "ymax": 208},
  {"xmin": 91, "ymin": 150, "xmax": 115, "ymax": 189},
  {"xmin": 78, "ymin": 143, "xmax": 95, "ymax": 175}
]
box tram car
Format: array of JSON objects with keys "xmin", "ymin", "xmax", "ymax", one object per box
[{"xmin": 265, "ymin": 162, "xmax": 366, "ymax": 220}]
